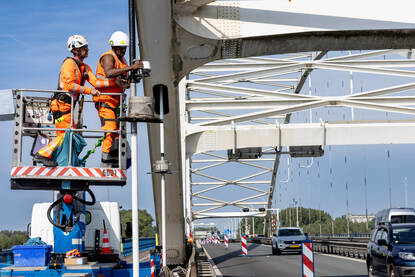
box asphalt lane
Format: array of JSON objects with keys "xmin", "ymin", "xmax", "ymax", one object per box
[{"xmin": 203, "ymin": 243, "xmax": 368, "ymax": 277}]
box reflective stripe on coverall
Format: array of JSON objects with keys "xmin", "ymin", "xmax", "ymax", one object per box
[
  {"xmin": 37, "ymin": 58, "xmax": 117, "ymax": 159},
  {"xmin": 94, "ymin": 50, "xmax": 127, "ymax": 155}
]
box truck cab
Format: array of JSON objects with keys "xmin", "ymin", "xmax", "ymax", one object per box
[
  {"xmin": 29, "ymin": 201, "xmax": 122, "ymax": 256},
  {"xmin": 374, "ymin": 208, "xmax": 415, "ymax": 226}
]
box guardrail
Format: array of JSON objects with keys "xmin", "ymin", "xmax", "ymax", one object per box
[
  {"xmin": 121, "ymin": 238, "xmax": 156, "ymax": 257},
  {"xmin": 311, "ymin": 237, "xmax": 368, "ymax": 259},
  {"xmin": 0, "ymin": 250, "xmax": 13, "ymax": 265},
  {"xmin": 312, "ymin": 233, "xmax": 370, "ymax": 238}
]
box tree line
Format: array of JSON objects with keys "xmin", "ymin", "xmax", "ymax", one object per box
[
  {"xmin": 120, "ymin": 209, "xmax": 157, "ymax": 238},
  {"xmin": 239, "ymin": 207, "xmax": 374, "ymax": 235},
  {"xmin": 0, "ymin": 231, "xmax": 28, "ymax": 250}
]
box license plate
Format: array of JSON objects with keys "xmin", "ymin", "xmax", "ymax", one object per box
[{"xmin": 290, "ymin": 245, "xmax": 300, "ymax": 248}]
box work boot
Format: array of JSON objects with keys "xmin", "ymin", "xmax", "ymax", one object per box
[
  {"xmin": 33, "ymin": 153, "xmax": 57, "ymax": 167},
  {"xmin": 101, "ymin": 152, "xmax": 118, "ymax": 168}
]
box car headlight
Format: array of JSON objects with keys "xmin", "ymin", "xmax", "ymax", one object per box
[
  {"xmin": 277, "ymin": 240, "xmax": 284, "ymax": 244},
  {"xmin": 399, "ymin": 252, "xmax": 415, "ymax": 260}
]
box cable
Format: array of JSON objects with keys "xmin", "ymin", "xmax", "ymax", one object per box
[
  {"xmin": 47, "ymin": 189, "xmax": 95, "ymax": 231},
  {"xmin": 47, "ymin": 197, "xmax": 67, "ymax": 230},
  {"xmin": 79, "ymin": 136, "xmax": 104, "ymax": 164},
  {"xmin": 72, "ymin": 188, "xmax": 96, "ymax": 206}
]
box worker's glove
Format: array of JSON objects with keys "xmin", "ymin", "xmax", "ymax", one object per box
[
  {"xmin": 115, "ymin": 76, "xmax": 130, "ymax": 89},
  {"xmin": 90, "ymin": 89, "xmax": 100, "ymax": 97},
  {"xmin": 131, "ymin": 60, "xmax": 143, "ymax": 70}
]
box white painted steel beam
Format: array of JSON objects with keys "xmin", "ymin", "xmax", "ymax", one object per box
[
  {"xmin": 193, "ymin": 202, "xmax": 267, "ymax": 207},
  {"xmin": 177, "ymin": 0, "xmax": 415, "ymax": 40},
  {"xmin": 198, "ymin": 100, "xmax": 329, "ymax": 126},
  {"xmin": 135, "ymin": 0, "xmax": 186, "ymax": 265},
  {"xmin": 193, "ymin": 211, "xmax": 266, "ymax": 219},
  {"xmin": 192, "ymin": 59, "xmax": 415, "ymax": 73},
  {"xmin": 186, "ymin": 122, "xmax": 415, "ymax": 156},
  {"xmin": 191, "ymin": 181, "xmax": 271, "ymax": 185},
  {"xmin": 187, "ymin": 82, "xmax": 311, "ymax": 99}
]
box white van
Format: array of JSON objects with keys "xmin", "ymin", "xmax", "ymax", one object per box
[
  {"xmin": 374, "ymin": 208, "xmax": 415, "ymax": 226},
  {"xmin": 29, "ymin": 202, "xmax": 122, "ymax": 255}
]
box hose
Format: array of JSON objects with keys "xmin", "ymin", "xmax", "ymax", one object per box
[
  {"xmin": 72, "ymin": 188, "xmax": 96, "ymax": 206},
  {"xmin": 47, "ymin": 196, "xmax": 67, "ymax": 230},
  {"xmin": 79, "ymin": 136, "xmax": 104, "ymax": 164},
  {"xmin": 46, "ymin": 189, "xmax": 96, "ymax": 231}
]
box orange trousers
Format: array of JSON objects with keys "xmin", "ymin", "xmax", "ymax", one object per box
[
  {"xmin": 37, "ymin": 99, "xmax": 72, "ymax": 159},
  {"xmin": 98, "ymin": 106, "xmax": 118, "ymax": 154}
]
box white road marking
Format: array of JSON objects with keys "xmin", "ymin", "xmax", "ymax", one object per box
[
  {"xmin": 203, "ymin": 246, "xmax": 224, "ymax": 277},
  {"xmin": 316, "ymin": 253, "xmax": 366, "ymax": 263}
]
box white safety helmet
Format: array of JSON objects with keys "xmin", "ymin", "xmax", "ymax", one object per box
[
  {"xmin": 67, "ymin": 35, "xmax": 88, "ymax": 52},
  {"xmin": 109, "ymin": 31, "xmax": 129, "ymax": 47}
]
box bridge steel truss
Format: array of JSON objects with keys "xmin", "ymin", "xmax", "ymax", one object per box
[
  {"xmin": 136, "ymin": 0, "xmax": 415, "ymax": 264},
  {"xmin": 180, "ymin": 49, "xmax": 415, "ymax": 236}
]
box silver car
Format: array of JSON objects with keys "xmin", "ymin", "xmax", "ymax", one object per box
[{"xmin": 272, "ymin": 227, "xmax": 306, "ymax": 255}]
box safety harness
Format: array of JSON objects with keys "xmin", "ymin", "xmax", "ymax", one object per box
[{"xmin": 51, "ymin": 57, "xmax": 88, "ymax": 121}]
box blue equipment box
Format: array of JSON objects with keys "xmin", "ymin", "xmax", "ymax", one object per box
[{"xmin": 12, "ymin": 245, "xmax": 53, "ymax": 267}]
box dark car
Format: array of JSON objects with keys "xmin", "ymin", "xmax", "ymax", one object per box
[{"xmin": 367, "ymin": 223, "xmax": 415, "ymax": 277}]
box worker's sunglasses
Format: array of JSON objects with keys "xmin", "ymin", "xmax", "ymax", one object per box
[{"xmin": 80, "ymin": 46, "xmax": 88, "ymax": 51}]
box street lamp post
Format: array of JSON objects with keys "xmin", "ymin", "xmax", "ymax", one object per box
[{"xmin": 293, "ymin": 198, "xmax": 299, "ymax": 227}]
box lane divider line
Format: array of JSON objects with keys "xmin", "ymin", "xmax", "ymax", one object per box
[
  {"xmin": 203, "ymin": 246, "xmax": 224, "ymax": 277},
  {"xmin": 315, "ymin": 253, "xmax": 365, "ymax": 263}
]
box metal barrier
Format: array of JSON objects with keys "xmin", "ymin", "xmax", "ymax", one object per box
[
  {"xmin": 312, "ymin": 233, "xmax": 370, "ymax": 239},
  {"xmin": 311, "ymin": 236, "xmax": 369, "ymax": 260},
  {"xmin": 246, "ymin": 235, "xmax": 369, "ymax": 260},
  {"xmin": 121, "ymin": 238, "xmax": 156, "ymax": 257},
  {"xmin": 0, "ymin": 250, "xmax": 13, "ymax": 265}
]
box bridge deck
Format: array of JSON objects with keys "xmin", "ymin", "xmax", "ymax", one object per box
[{"xmin": 203, "ymin": 242, "xmax": 367, "ymax": 277}]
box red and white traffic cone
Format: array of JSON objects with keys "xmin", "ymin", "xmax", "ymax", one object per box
[
  {"xmin": 216, "ymin": 236, "xmax": 220, "ymax": 245},
  {"xmin": 224, "ymin": 235, "xmax": 229, "ymax": 248},
  {"xmin": 100, "ymin": 220, "xmax": 112, "ymax": 254},
  {"xmin": 241, "ymin": 235, "xmax": 248, "ymax": 256},
  {"xmin": 302, "ymin": 241, "xmax": 314, "ymax": 277}
]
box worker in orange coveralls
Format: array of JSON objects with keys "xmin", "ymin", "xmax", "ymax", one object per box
[
  {"xmin": 34, "ymin": 35, "xmax": 118, "ymax": 166},
  {"xmin": 94, "ymin": 31, "xmax": 143, "ymax": 167}
]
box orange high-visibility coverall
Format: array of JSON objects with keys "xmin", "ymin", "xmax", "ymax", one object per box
[
  {"xmin": 94, "ymin": 50, "xmax": 127, "ymax": 158},
  {"xmin": 37, "ymin": 58, "xmax": 116, "ymax": 159}
]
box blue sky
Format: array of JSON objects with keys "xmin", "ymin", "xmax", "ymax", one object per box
[
  {"xmin": 1, "ymin": 1, "xmax": 415, "ymax": 233},
  {"xmin": 0, "ymin": 0, "xmax": 155, "ymax": 230}
]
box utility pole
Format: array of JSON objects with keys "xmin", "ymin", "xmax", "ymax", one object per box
[
  {"xmin": 245, "ymin": 217, "xmax": 248, "ymax": 235},
  {"xmin": 345, "ymin": 155, "xmax": 350, "ymax": 237},
  {"xmin": 293, "ymin": 198, "xmax": 299, "ymax": 227},
  {"xmin": 363, "ymin": 146, "xmax": 369, "ymax": 231},
  {"xmin": 252, "ymin": 217, "xmax": 255, "ymax": 235},
  {"xmin": 387, "ymin": 149, "xmax": 392, "ymax": 208},
  {"xmin": 318, "ymin": 160, "xmax": 322, "ymax": 235},
  {"xmin": 405, "ymin": 177, "xmax": 408, "ymax": 208},
  {"xmin": 128, "ymin": 0, "xmax": 139, "ymax": 275},
  {"xmin": 329, "ymin": 146, "xmax": 334, "ymax": 236},
  {"xmin": 307, "ymin": 169, "xmax": 311, "ymax": 226}
]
